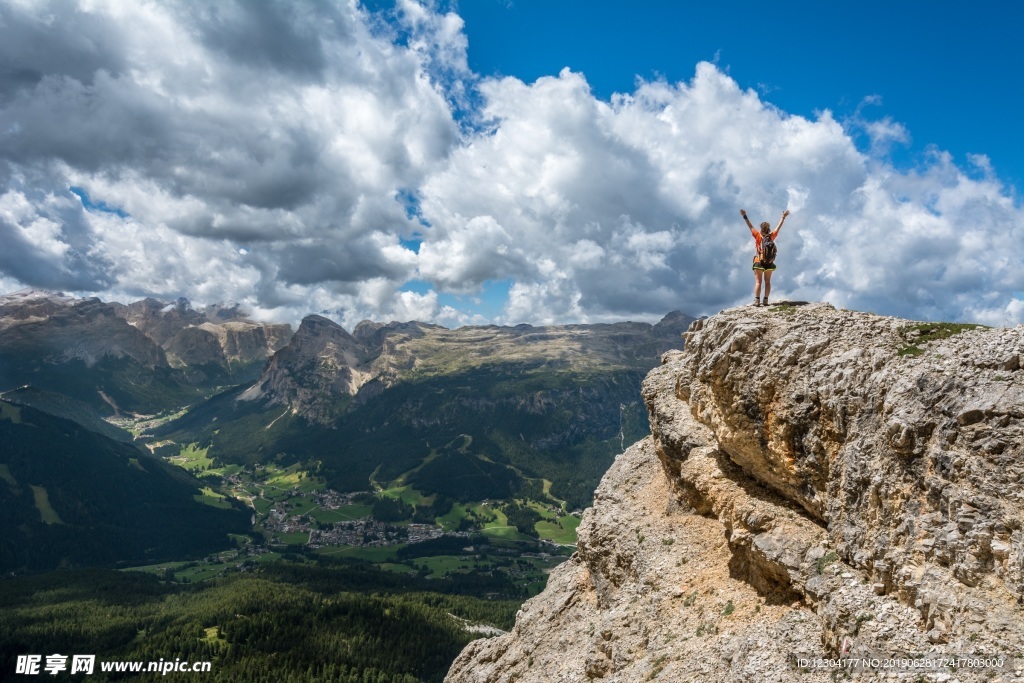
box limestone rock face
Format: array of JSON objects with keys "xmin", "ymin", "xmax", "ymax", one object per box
[
  {"xmin": 116, "ymin": 297, "xmax": 207, "ymax": 346},
  {"xmin": 115, "ymin": 296, "xmax": 292, "ymax": 371},
  {"xmin": 163, "ymin": 326, "xmax": 227, "ymax": 369},
  {"xmin": 210, "ymin": 320, "xmax": 292, "ymax": 365},
  {"xmin": 446, "ymin": 302, "xmax": 1024, "ymax": 682}
]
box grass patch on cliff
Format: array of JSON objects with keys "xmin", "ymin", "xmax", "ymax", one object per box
[
  {"xmin": 0, "ymin": 402, "xmax": 23, "ymax": 423},
  {"xmin": 816, "ymin": 550, "xmax": 839, "ymax": 574},
  {"xmin": 897, "ymin": 322, "xmax": 988, "ymax": 357}
]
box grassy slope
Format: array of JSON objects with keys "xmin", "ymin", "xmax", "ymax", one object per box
[{"xmin": 0, "ymin": 401, "xmax": 249, "ymax": 574}]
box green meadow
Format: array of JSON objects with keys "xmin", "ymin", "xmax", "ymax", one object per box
[{"xmin": 30, "ymin": 485, "xmax": 64, "ymax": 524}]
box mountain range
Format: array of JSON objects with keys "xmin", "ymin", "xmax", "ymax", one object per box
[
  {"xmin": 0, "ymin": 289, "xmax": 290, "ymax": 419},
  {"xmin": 152, "ymin": 306, "xmax": 693, "ymax": 510},
  {"xmin": 0, "ymin": 288, "xmax": 693, "ymax": 572}
]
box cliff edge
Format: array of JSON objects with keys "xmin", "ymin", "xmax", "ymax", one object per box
[{"xmin": 445, "ymin": 302, "xmax": 1024, "ymax": 682}]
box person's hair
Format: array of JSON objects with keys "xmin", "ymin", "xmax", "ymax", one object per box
[{"xmin": 760, "ymin": 221, "xmax": 770, "ymax": 233}]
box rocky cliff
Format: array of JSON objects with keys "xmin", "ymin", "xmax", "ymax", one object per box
[{"xmin": 446, "ymin": 302, "xmax": 1024, "ymax": 683}]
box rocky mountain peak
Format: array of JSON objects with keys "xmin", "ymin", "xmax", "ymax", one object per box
[
  {"xmin": 299, "ymin": 313, "xmax": 339, "ymax": 329},
  {"xmin": 288, "ymin": 315, "xmax": 366, "ymax": 361},
  {"xmin": 0, "ymin": 289, "xmax": 79, "ymax": 322},
  {"xmin": 116, "ymin": 297, "xmax": 205, "ymax": 345},
  {"xmin": 652, "ymin": 309, "xmax": 692, "ymax": 333},
  {"xmin": 238, "ymin": 314, "xmax": 372, "ymax": 421},
  {"xmin": 446, "ymin": 302, "xmax": 1024, "ymax": 682}
]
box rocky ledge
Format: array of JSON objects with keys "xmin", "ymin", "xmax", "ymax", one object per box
[{"xmin": 445, "ymin": 302, "xmax": 1024, "ymax": 682}]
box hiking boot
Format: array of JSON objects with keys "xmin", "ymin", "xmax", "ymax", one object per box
[
  {"xmin": 762, "ymin": 297, "xmax": 769, "ymax": 306},
  {"xmin": 753, "ymin": 298, "xmax": 761, "ymax": 307}
]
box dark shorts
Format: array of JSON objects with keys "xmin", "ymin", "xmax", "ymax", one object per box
[{"xmin": 752, "ymin": 261, "xmax": 777, "ymax": 271}]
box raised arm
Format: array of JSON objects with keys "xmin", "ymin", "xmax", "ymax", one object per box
[
  {"xmin": 774, "ymin": 209, "xmax": 790, "ymax": 233},
  {"xmin": 740, "ymin": 209, "xmax": 756, "ymax": 235}
]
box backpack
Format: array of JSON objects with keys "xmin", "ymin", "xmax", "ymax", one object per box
[{"xmin": 759, "ymin": 235, "xmax": 777, "ymax": 264}]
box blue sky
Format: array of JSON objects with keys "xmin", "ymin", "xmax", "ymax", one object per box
[{"xmin": 0, "ymin": 0, "xmax": 1021, "ymax": 327}]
